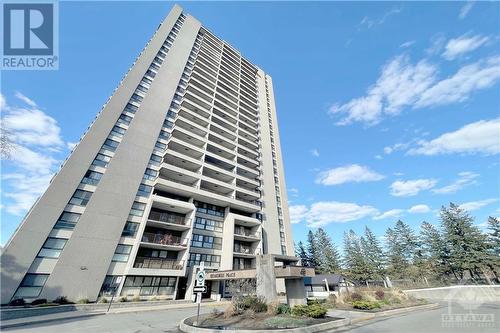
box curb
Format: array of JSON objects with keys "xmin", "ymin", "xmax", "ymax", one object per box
[
  {"xmin": 179, "ymin": 317, "xmax": 350, "ymax": 333},
  {"xmin": 178, "ymin": 303, "xmax": 441, "ymax": 333},
  {"xmin": 0, "ymin": 312, "xmax": 106, "ymax": 330}
]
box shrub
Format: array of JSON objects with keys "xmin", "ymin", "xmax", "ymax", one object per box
[
  {"xmin": 374, "ymin": 290, "xmax": 385, "ymax": 300},
  {"xmin": 223, "ymin": 304, "xmax": 238, "ymax": 318},
  {"xmin": 150, "ymin": 296, "xmax": 158, "ymax": 301},
  {"xmin": 326, "ymin": 294, "xmax": 337, "ymax": 308},
  {"xmin": 352, "ymin": 300, "xmax": 381, "ymax": 310},
  {"xmin": 31, "ymin": 299, "xmax": 47, "ymax": 306},
  {"xmin": 53, "ymin": 296, "xmax": 73, "ymax": 305},
  {"xmin": 132, "ymin": 296, "xmax": 141, "ymax": 302},
  {"xmin": 276, "ymin": 303, "xmax": 291, "ymax": 315},
  {"xmin": 9, "ymin": 298, "xmax": 26, "ymax": 306},
  {"xmin": 98, "ymin": 297, "xmax": 108, "ymax": 303},
  {"xmin": 234, "ymin": 295, "xmax": 267, "ymax": 313},
  {"xmin": 306, "ymin": 303, "xmax": 328, "ymax": 318},
  {"xmin": 291, "ymin": 303, "xmax": 327, "ymax": 318},
  {"xmin": 291, "ymin": 304, "xmax": 309, "ymax": 317},
  {"xmin": 349, "ymin": 292, "xmax": 362, "ymax": 302},
  {"xmin": 77, "ymin": 298, "xmax": 89, "ymax": 304},
  {"xmin": 118, "ymin": 297, "xmax": 128, "ymax": 302},
  {"xmin": 307, "ymin": 298, "xmax": 326, "ymax": 305}
]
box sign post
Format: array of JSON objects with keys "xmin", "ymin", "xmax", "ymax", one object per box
[{"xmin": 195, "ymin": 262, "xmax": 205, "ymax": 326}]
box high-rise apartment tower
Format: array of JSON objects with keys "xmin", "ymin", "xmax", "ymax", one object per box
[{"xmin": 1, "ymin": 4, "xmax": 294, "ymax": 303}]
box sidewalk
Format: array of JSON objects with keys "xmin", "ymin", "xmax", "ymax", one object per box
[{"xmin": 0, "ymin": 300, "xmax": 229, "ymax": 330}]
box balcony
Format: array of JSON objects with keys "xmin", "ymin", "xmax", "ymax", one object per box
[
  {"xmin": 158, "ymin": 166, "xmax": 199, "ymax": 188},
  {"xmin": 167, "ymin": 137, "xmax": 204, "ymax": 161},
  {"xmin": 147, "ymin": 209, "xmax": 191, "ymax": 231},
  {"xmin": 171, "ymin": 127, "xmax": 206, "ymax": 149},
  {"xmin": 207, "ymin": 143, "xmax": 236, "ymax": 161},
  {"xmin": 210, "ymin": 123, "xmax": 237, "ymax": 142},
  {"xmin": 141, "ymin": 232, "xmax": 187, "ymax": 250},
  {"xmin": 200, "ymin": 179, "xmax": 234, "ymax": 198},
  {"xmin": 178, "ymin": 108, "xmax": 210, "ymax": 128},
  {"xmin": 175, "ymin": 117, "xmax": 208, "ymax": 138},
  {"xmin": 209, "ymin": 132, "xmax": 237, "ymax": 151},
  {"xmin": 181, "ymin": 98, "xmax": 211, "ymax": 119},
  {"xmin": 236, "ymin": 178, "xmax": 260, "ymax": 192},
  {"xmin": 234, "ymin": 228, "xmax": 261, "ymax": 241},
  {"xmin": 236, "ymin": 167, "xmax": 259, "ymax": 182},
  {"xmin": 134, "ymin": 257, "xmax": 184, "ymax": 270},
  {"xmin": 233, "ymin": 243, "xmax": 257, "ymax": 257},
  {"xmin": 235, "ymin": 191, "xmax": 261, "ymax": 207}
]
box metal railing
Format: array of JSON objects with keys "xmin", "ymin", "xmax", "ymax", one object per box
[
  {"xmin": 233, "ymin": 246, "xmax": 254, "ymax": 254},
  {"xmin": 148, "ymin": 211, "xmax": 190, "ymax": 226},
  {"xmin": 234, "ymin": 228, "xmax": 261, "ymax": 238},
  {"xmin": 133, "ymin": 257, "xmax": 184, "ymax": 270},
  {"xmin": 141, "ymin": 232, "xmax": 186, "ymax": 247}
]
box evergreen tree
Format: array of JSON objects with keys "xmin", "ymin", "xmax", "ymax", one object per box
[
  {"xmin": 487, "ymin": 216, "xmax": 500, "ymax": 257},
  {"xmin": 315, "ymin": 228, "xmax": 341, "ymax": 273},
  {"xmin": 385, "ymin": 226, "xmax": 407, "ymax": 279},
  {"xmin": 420, "ymin": 221, "xmax": 451, "ymax": 281},
  {"xmin": 306, "ymin": 230, "xmax": 320, "ymax": 268},
  {"xmin": 361, "ymin": 226, "xmax": 385, "ymax": 279},
  {"xmin": 485, "ymin": 216, "xmax": 500, "ymax": 281},
  {"xmin": 343, "ymin": 230, "xmax": 370, "ymax": 284},
  {"xmin": 440, "ymin": 203, "xmax": 490, "ymax": 281},
  {"xmin": 295, "ymin": 241, "xmax": 309, "ymax": 266}
]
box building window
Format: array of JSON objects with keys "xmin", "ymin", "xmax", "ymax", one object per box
[
  {"xmin": 112, "ymin": 244, "xmax": 132, "ymax": 262},
  {"xmin": 102, "ymin": 138, "xmax": 120, "ymax": 152},
  {"xmin": 92, "ymin": 152, "xmax": 112, "ymax": 168},
  {"xmin": 194, "ymin": 217, "xmax": 223, "ymax": 232},
  {"xmin": 121, "ymin": 276, "xmax": 176, "ymax": 296},
  {"xmin": 194, "ymin": 201, "xmax": 225, "ymax": 217},
  {"xmin": 110, "ymin": 125, "xmax": 126, "ymax": 137},
  {"xmin": 69, "ymin": 189, "xmax": 93, "ymax": 206},
  {"xmin": 99, "ymin": 275, "xmax": 122, "ymax": 296},
  {"xmin": 191, "ymin": 234, "xmax": 222, "ymax": 250},
  {"xmin": 122, "ymin": 221, "xmax": 140, "ymax": 237},
  {"xmin": 130, "ymin": 201, "xmax": 146, "ymax": 217},
  {"xmin": 54, "ymin": 211, "xmax": 81, "ymax": 230},
  {"xmin": 124, "ymin": 103, "xmax": 138, "ymax": 114},
  {"xmin": 13, "ymin": 274, "xmax": 49, "ymax": 299},
  {"xmin": 154, "ymin": 141, "xmax": 166, "ymax": 152},
  {"xmin": 37, "ymin": 237, "xmax": 67, "ymax": 258},
  {"xmin": 143, "ymin": 168, "xmax": 158, "ymax": 181},
  {"xmin": 81, "ymin": 170, "xmax": 103, "ymax": 186},
  {"xmin": 130, "ymin": 93, "xmax": 143, "ymax": 104},
  {"xmin": 149, "ymin": 154, "xmax": 162, "ymax": 166},
  {"xmin": 187, "ymin": 253, "xmax": 220, "ymax": 268},
  {"xmin": 136, "ymin": 183, "xmax": 152, "ymax": 198}
]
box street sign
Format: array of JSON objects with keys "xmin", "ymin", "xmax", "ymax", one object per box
[
  {"xmin": 193, "ymin": 285, "xmax": 207, "ymax": 293},
  {"xmin": 196, "ymin": 270, "xmax": 206, "ymax": 286}
]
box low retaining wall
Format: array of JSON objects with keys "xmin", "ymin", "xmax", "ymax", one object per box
[
  {"xmin": 179, "ymin": 317, "xmax": 350, "ymax": 333},
  {"xmin": 405, "ymin": 285, "xmax": 500, "ymax": 303},
  {"xmin": 1, "ymin": 299, "xmax": 192, "ymax": 321}
]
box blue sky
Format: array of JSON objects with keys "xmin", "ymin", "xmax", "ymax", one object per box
[{"xmin": 1, "ymin": 1, "xmax": 499, "ymax": 248}]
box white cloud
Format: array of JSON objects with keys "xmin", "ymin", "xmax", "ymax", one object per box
[
  {"xmin": 375, "ymin": 155, "xmax": 382, "ymax": 160},
  {"xmin": 289, "ymin": 205, "xmax": 308, "ymax": 224},
  {"xmin": 310, "ymin": 148, "xmax": 320, "ymax": 157},
  {"xmin": 416, "ymin": 57, "xmax": 500, "ymax": 108},
  {"xmin": 359, "ymin": 8, "xmax": 401, "ymax": 29},
  {"xmin": 400, "ymin": 41, "xmax": 415, "ymax": 48},
  {"xmin": 329, "ymin": 54, "xmax": 500, "ymax": 125},
  {"xmin": 66, "ymin": 141, "xmax": 78, "ymax": 150},
  {"xmin": 442, "ymin": 34, "xmax": 490, "ymax": 60},
  {"xmin": 432, "ymin": 171, "xmax": 479, "ymax": 194},
  {"xmin": 459, "ymin": 1, "xmax": 475, "ymax": 19},
  {"xmin": 408, "ymin": 119, "xmax": 500, "ymax": 156},
  {"xmin": 288, "ymin": 188, "xmax": 299, "ymax": 198},
  {"xmin": 459, "ymin": 198, "xmax": 498, "ymax": 212},
  {"xmin": 1, "ymin": 93, "xmax": 66, "ymax": 216},
  {"xmin": 373, "ymin": 209, "xmax": 404, "ymax": 220},
  {"xmin": 408, "ymin": 204, "xmax": 431, "ymax": 214},
  {"xmin": 305, "ymin": 201, "xmax": 379, "ymax": 227},
  {"xmin": 316, "ymin": 164, "xmax": 384, "ymax": 186},
  {"xmin": 390, "ymin": 178, "xmax": 437, "ymax": 197}
]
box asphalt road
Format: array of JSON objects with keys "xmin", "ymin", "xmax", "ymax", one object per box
[
  {"xmin": 333, "ymin": 302, "xmax": 499, "ymax": 333},
  {"xmin": 3, "ymin": 302, "xmax": 499, "ymax": 333}
]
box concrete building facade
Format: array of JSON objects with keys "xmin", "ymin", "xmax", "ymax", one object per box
[{"xmin": 0, "ymin": 4, "xmax": 295, "ymax": 304}]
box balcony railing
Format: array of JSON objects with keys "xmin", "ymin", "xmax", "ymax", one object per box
[
  {"xmin": 148, "ymin": 211, "xmax": 189, "ymax": 226},
  {"xmin": 234, "ymin": 246, "xmax": 254, "ymax": 254},
  {"xmin": 234, "ymin": 229, "xmax": 261, "ymax": 238},
  {"xmin": 141, "ymin": 233, "xmax": 186, "ymax": 247},
  {"xmin": 134, "ymin": 257, "xmax": 184, "ymax": 270}
]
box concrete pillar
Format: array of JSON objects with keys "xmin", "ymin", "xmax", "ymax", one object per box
[
  {"xmin": 256, "ymin": 254, "xmax": 277, "ymax": 303},
  {"xmin": 285, "ymin": 278, "xmax": 307, "ymax": 306}
]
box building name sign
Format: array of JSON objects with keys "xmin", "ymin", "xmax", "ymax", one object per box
[{"xmin": 206, "ymin": 270, "xmax": 256, "ymax": 280}]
